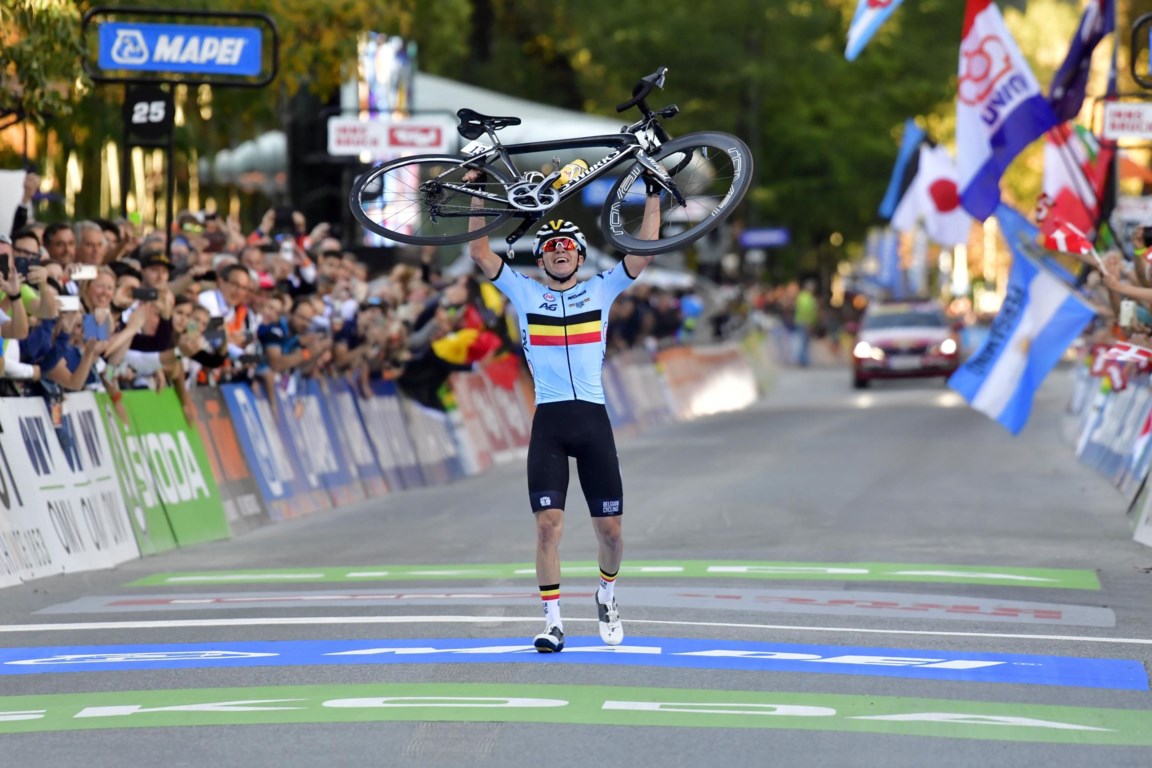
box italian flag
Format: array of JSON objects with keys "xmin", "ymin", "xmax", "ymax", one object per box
[{"xmin": 1041, "ymin": 122, "xmax": 1112, "ymax": 236}]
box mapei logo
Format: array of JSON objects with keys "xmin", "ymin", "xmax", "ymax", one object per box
[
  {"xmin": 110, "ymin": 29, "xmax": 150, "ymax": 66},
  {"xmin": 538, "ymin": 302, "xmax": 557, "ymax": 311},
  {"xmin": 958, "ymin": 36, "xmax": 1011, "ymax": 105}
]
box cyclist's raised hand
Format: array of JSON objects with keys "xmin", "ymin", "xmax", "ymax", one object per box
[{"xmin": 464, "ymin": 170, "xmax": 503, "ymax": 279}]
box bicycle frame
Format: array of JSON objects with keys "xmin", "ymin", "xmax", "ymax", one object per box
[{"xmin": 447, "ymin": 130, "xmax": 669, "ymax": 214}]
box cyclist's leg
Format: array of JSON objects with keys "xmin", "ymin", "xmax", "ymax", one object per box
[
  {"xmin": 572, "ymin": 404, "xmax": 626, "ymax": 645},
  {"xmin": 571, "ymin": 403, "xmax": 624, "ymax": 584},
  {"xmin": 527, "ymin": 404, "xmax": 572, "ymax": 638}
]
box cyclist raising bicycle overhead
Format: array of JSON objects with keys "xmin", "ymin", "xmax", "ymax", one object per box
[{"xmin": 466, "ymin": 168, "xmax": 659, "ymax": 653}]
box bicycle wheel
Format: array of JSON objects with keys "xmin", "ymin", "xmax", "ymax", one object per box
[
  {"xmin": 601, "ymin": 131, "xmax": 753, "ymax": 256},
  {"xmin": 349, "ymin": 154, "xmax": 517, "ymax": 246}
]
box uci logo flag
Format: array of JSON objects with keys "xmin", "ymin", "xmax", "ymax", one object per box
[{"xmin": 956, "ymin": 0, "xmax": 1057, "ymax": 221}]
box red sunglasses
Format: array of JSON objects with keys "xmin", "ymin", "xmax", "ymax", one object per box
[{"xmin": 540, "ymin": 237, "xmax": 578, "ymax": 253}]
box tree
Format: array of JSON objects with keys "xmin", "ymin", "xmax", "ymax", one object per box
[{"xmin": 0, "ymin": 1, "xmax": 89, "ymax": 127}]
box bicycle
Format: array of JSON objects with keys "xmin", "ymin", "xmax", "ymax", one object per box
[{"xmin": 348, "ymin": 66, "xmax": 753, "ymax": 258}]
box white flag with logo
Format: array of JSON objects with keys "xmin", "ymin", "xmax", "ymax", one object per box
[
  {"xmin": 956, "ymin": 0, "xmax": 1058, "ymax": 220},
  {"xmin": 891, "ymin": 145, "xmax": 973, "ymax": 247}
]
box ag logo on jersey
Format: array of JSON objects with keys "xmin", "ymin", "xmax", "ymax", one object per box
[{"xmin": 538, "ymin": 302, "xmax": 557, "ymax": 311}]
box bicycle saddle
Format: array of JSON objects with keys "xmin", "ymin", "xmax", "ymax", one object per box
[{"xmin": 456, "ymin": 108, "xmax": 522, "ymax": 140}]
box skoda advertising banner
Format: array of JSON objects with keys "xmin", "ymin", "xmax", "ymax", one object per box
[{"xmin": 96, "ymin": 390, "xmax": 229, "ymax": 555}]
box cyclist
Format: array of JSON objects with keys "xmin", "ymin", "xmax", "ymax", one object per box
[{"xmin": 466, "ymin": 169, "xmax": 659, "ymax": 652}]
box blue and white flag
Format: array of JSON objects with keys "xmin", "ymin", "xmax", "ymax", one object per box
[
  {"xmin": 878, "ymin": 118, "xmax": 925, "ymax": 219},
  {"xmin": 846, "ymin": 0, "xmax": 905, "ymax": 62},
  {"xmin": 948, "ymin": 232, "xmax": 1096, "ymax": 434},
  {"xmin": 877, "ymin": 226, "xmax": 903, "ymax": 297},
  {"xmin": 994, "ymin": 202, "xmax": 1078, "ymax": 285}
]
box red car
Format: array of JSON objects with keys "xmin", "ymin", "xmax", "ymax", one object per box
[{"xmin": 852, "ymin": 301, "xmax": 960, "ymax": 389}]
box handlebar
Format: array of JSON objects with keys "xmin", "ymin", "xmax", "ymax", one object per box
[{"xmin": 616, "ymin": 66, "xmax": 668, "ymax": 113}]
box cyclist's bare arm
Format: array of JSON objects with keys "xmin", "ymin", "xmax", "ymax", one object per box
[
  {"xmin": 623, "ymin": 195, "xmax": 659, "ymax": 278},
  {"xmin": 464, "ymin": 170, "xmax": 504, "ymax": 280}
]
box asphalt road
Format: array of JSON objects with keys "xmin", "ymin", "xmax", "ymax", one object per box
[{"xmin": 2, "ymin": 364, "xmax": 1150, "ymax": 767}]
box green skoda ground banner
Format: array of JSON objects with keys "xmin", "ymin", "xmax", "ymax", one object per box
[{"xmin": 96, "ymin": 390, "xmax": 229, "ymax": 555}]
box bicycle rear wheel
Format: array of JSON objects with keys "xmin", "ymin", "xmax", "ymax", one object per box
[
  {"xmin": 349, "ymin": 154, "xmax": 517, "ymax": 246},
  {"xmin": 601, "ymin": 131, "xmax": 752, "ymax": 256}
]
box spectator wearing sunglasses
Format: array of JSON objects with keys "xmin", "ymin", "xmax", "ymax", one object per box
[{"xmin": 465, "ymin": 168, "xmax": 660, "ymax": 655}]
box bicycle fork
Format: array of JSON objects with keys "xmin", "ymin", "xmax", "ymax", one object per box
[{"xmin": 630, "ymin": 150, "xmax": 687, "ymax": 207}]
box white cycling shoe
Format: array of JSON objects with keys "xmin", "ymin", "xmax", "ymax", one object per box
[{"xmin": 596, "ymin": 596, "xmax": 624, "ymax": 645}]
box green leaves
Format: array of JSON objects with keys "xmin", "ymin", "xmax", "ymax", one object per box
[{"xmin": 0, "ymin": 0, "xmax": 89, "ymax": 125}]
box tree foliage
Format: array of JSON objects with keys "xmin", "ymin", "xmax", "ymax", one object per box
[
  {"xmin": 10, "ymin": 0, "xmax": 1145, "ymax": 279},
  {"xmin": 0, "ymin": 0, "xmax": 89, "ymax": 125}
]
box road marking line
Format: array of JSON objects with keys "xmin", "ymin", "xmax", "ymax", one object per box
[{"xmin": 2, "ymin": 615, "xmax": 1152, "ymax": 646}]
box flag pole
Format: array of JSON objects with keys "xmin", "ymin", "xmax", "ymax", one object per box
[
  {"xmin": 1047, "ymin": 124, "xmax": 1103, "ymax": 228},
  {"xmin": 1099, "ymin": 0, "xmax": 1122, "ymax": 254}
]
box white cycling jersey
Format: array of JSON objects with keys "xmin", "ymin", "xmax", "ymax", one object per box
[{"xmin": 491, "ymin": 261, "xmax": 636, "ymax": 404}]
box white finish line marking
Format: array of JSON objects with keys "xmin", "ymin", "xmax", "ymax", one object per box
[{"xmin": 1, "ymin": 615, "xmax": 1151, "ymax": 646}]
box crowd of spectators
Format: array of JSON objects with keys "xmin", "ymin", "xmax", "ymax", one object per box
[{"xmin": 2, "ymin": 171, "xmax": 705, "ymax": 418}]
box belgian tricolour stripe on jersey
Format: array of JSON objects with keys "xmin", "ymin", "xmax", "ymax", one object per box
[{"xmin": 527, "ymin": 309, "xmax": 601, "ymax": 346}]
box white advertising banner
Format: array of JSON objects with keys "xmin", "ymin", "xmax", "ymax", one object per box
[
  {"xmin": 1102, "ymin": 102, "xmax": 1152, "ymax": 141},
  {"xmin": 0, "ymin": 397, "xmax": 138, "ymax": 588},
  {"xmin": 327, "ymin": 115, "xmax": 456, "ymax": 156}
]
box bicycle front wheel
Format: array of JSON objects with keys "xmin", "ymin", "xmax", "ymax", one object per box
[
  {"xmin": 349, "ymin": 154, "xmax": 517, "ymax": 246},
  {"xmin": 601, "ymin": 131, "xmax": 753, "ymax": 256}
]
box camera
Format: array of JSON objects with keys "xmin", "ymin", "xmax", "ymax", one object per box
[
  {"xmin": 71, "ymin": 265, "xmax": 98, "ymax": 281},
  {"xmin": 131, "ymin": 287, "xmax": 159, "ymax": 302},
  {"xmin": 58, "ymin": 295, "xmax": 81, "ymax": 313},
  {"xmin": 1120, "ymin": 299, "xmax": 1137, "ymax": 328},
  {"xmin": 203, "ymin": 329, "xmax": 226, "ymax": 350},
  {"xmin": 0, "ymin": 256, "xmax": 32, "ymax": 280},
  {"xmin": 273, "ymin": 205, "xmax": 295, "ymax": 235}
]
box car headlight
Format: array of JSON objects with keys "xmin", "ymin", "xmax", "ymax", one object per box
[
  {"xmin": 853, "ymin": 341, "xmax": 885, "ymax": 360},
  {"xmin": 930, "ymin": 338, "xmax": 958, "ymax": 356}
]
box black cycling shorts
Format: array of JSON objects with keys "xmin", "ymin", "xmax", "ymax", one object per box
[{"xmin": 527, "ymin": 400, "xmax": 623, "ymax": 517}]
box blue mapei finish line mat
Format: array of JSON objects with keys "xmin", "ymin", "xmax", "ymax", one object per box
[{"xmin": 0, "ymin": 637, "xmax": 1144, "ymax": 690}]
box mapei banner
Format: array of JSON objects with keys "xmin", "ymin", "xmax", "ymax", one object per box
[
  {"xmin": 0, "ymin": 396, "xmax": 138, "ymax": 587},
  {"xmin": 96, "ymin": 389, "xmax": 229, "ymax": 555}
]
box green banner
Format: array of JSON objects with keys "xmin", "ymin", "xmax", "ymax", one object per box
[
  {"xmin": 129, "ymin": 560, "xmax": 1100, "ymax": 590},
  {"xmin": 97, "ymin": 390, "xmax": 229, "ymax": 555},
  {"xmin": 0, "ymin": 682, "xmax": 1148, "ymax": 744}
]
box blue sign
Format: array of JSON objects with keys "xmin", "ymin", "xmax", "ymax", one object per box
[
  {"xmin": 98, "ymin": 22, "xmax": 263, "ymax": 77},
  {"xmin": 740, "ymin": 227, "xmax": 790, "ymax": 249},
  {"xmin": 0, "ymin": 637, "xmax": 1144, "ymax": 690}
]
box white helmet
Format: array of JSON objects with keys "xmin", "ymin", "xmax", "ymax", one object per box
[{"xmin": 533, "ymin": 219, "xmax": 587, "ymax": 259}]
